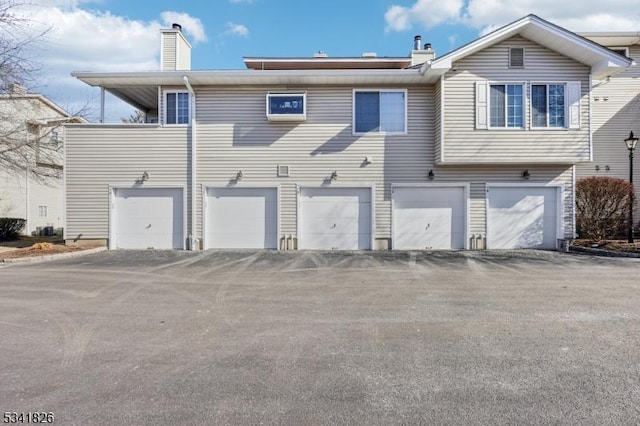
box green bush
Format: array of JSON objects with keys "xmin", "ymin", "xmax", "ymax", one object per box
[
  {"xmin": 576, "ymin": 177, "xmax": 635, "ymax": 239},
  {"xmin": 0, "ymin": 218, "xmax": 26, "ymax": 240}
]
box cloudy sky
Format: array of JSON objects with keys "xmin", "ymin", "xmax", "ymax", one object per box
[{"xmin": 15, "ymin": 0, "xmax": 640, "ymax": 122}]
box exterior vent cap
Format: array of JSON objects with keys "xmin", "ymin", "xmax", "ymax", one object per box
[
  {"xmin": 313, "ymin": 51, "xmax": 328, "ymax": 58},
  {"xmin": 277, "ymin": 165, "xmax": 290, "ymax": 177},
  {"xmin": 172, "ymin": 23, "xmax": 182, "ymax": 32},
  {"xmin": 509, "ymin": 47, "xmax": 524, "ymax": 68},
  {"xmin": 362, "ymin": 52, "xmax": 377, "ymax": 58}
]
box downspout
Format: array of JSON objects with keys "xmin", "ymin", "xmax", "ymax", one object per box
[
  {"xmin": 183, "ymin": 75, "xmax": 197, "ymax": 250},
  {"xmin": 100, "ymin": 87, "xmax": 105, "ymax": 124}
]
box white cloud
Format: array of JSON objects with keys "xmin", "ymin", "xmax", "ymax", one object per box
[
  {"xmin": 160, "ymin": 11, "xmax": 207, "ymax": 43},
  {"xmin": 385, "ymin": 0, "xmax": 463, "ymax": 32},
  {"xmin": 14, "ymin": 4, "xmax": 207, "ymax": 122},
  {"xmin": 31, "ymin": 0, "xmax": 102, "ymax": 8},
  {"xmin": 465, "ymin": 1, "xmax": 640, "ymax": 37},
  {"xmin": 222, "ymin": 22, "xmax": 249, "ymax": 37},
  {"xmin": 385, "ymin": 0, "xmax": 640, "ymax": 33}
]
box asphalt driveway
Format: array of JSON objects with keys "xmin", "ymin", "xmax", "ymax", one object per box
[{"xmin": 1, "ymin": 250, "xmax": 639, "ymax": 425}]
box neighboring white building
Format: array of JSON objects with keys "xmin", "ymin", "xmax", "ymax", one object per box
[
  {"xmin": 576, "ymin": 32, "xmax": 640, "ymax": 227},
  {"xmin": 0, "ymin": 84, "xmax": 84, "ymax": 235},
  {"xmin": 64, "ymin": 15, "xmax": 631, "ymax": 250}
]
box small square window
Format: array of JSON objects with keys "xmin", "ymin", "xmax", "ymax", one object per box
[
  {"xmin": 165, "ymin": 92, "xmax": 190, "ymax": 125},
  {"xmin": 38, "ymin": 205, "xmax": 47, "ymax": 217}
]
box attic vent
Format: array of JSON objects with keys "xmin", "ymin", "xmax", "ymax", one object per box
[
  {"xmin": 611, "ymin": 47, "xmax": 628, "ymax": 57},
  {"xmin": 509, "ymin": 47, "xmax": 524, "ymax": 68},
  {"xmin": 277, "ymin": 165, "xmax": 290, "ymax": 177}
]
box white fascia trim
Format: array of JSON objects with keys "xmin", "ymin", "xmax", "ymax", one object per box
[
  {"xmin": 72, "ymin": 69, "xmax": 425, "ymax": 85},
  {"xmin": 440, "ymin": 75, "xmax": 445, "ymax": 163},
  {"xmin": 430, "ymin": 15, "xmax": 631, "ymax": 72}
]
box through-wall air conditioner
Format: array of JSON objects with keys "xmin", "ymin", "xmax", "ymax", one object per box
[{"xmin": 266, "ymin": 92, "xmax": 306, "ymax": 122}]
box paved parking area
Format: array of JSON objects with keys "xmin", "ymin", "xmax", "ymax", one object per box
[{"xmin": 1, "ymin": 250, "xmax": 639, "ymax": 425}]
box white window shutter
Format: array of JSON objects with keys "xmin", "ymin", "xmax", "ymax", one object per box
[
  {"xmin": 567, "ymin": 81, "xmax": 581, "ymax": 129},
  {"xmin": 476, "ymin": 82, "xmax": 488, "ymax": 129}
]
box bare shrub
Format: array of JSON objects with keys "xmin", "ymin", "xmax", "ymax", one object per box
[{"xmin": 576, "ymin": 177, "xmax": 635, "ymax": 239}]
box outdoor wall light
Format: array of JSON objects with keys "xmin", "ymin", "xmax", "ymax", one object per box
[
  {"xmin": 522, "ymin": 170, "xmax": 530, "ymax": 180},
  {"xmin": 141, "ymin": 171, "xmax": 149, "ymax": 182},
  {"xmin": 330, "ymin": 171, "xmax": 338, "ymax": 181},
  {"xmin": 428, "ymin": 170, "xmax": 435, "ymax": 180},
  {"xmin": 236, "ymin": 170, "xmax": 243, "ymax": 181}
]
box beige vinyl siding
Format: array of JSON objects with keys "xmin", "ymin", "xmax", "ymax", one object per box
[
  {"xmin": 64, "ymin": 125, "xmax": 190, "ymax": 240},
  {"xmin": 194, "ymin": 85, "xmax": 434, "ymax": 241},
  {"xmin": 442, "ymin": 36, "xmax": 591, "ymax": 164},
  {"xmin": 161, "ymin": 33, "xmax": 177, "ymax": 71},
  {"xmin": 176, "ymin": 36, "xmax": 191, "ymax": 71},
  {"xmin": 469, "ymin": 182, "xmax": 485, "ymax": 236},
  {"xmin": 576, "ymin": 45, "xmax": 640, "ymax": 213},
  {"xmin": 434, "ymin": 78, "xmax": 442, "ymax": 163}
]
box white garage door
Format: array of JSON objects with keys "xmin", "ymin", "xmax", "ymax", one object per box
[
  {"xmin": 299, "ymin": 187, "xmax": 372, "ymax": 250},
  {"xmin": 393, "ymin": 186, "xmax": 466, "ymax": 249},
  {"xmin": 112, "ymin": 188, "xmax": 184, "ymax": 249},
  {"xmin": 205, "ymin": 187, "xmax": 278, "ymax": 249},
  {"xmin": 487, "ymin": 186, "xmax": 559, "ymax": 249}
]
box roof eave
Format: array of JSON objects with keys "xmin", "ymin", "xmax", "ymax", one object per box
[{"xmin": 429, "ymin": 14, "xmax": 632, "ymax": 76}]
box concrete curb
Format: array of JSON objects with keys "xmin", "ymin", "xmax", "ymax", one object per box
[
  {"xmin": 569, "ymin": 245, "xmax": 640, "ymax": 258},
  {"xmin": 1, "ymin": 246, "xmax": 108, "ymax": 264}
]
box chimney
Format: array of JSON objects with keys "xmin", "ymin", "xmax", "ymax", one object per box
[
  {"xmin": 413, "ymin": 35, "xmax": 422, "ymax": 51},
  {"xmin": 160, "ymin": 23, "xmax": 191, "ymax": 71},
  {"xmin": 411, "ymin": 37, "xmax": 435, "ymax": 66},
  {"xmin": 9, "ymin": 83, "xmax": 27, "ymax": 95}
]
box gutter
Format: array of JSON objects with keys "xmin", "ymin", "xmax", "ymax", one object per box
[{"xmin": 183, "ymin": 75, "xmax": 197, "ymax": 250}]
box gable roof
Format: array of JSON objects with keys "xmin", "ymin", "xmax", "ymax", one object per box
[
  {"xmin": 0, "ymin": 92, "xmax": 86, "ymax": 123},
  {"xmin": 421, "ymin": 14, "xmax": 632, "ymax": 81}
]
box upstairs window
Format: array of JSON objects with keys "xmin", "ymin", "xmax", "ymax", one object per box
[
  {"xmin": 266, "ymin": 92, "xmax": 306, "ymax": 121},
  {"xmin": 476, "ymin": 81, "xmax": 581, "ymax": 130},
  {"xmin": 532, "ymin": 84, "xmax": 566, "ymax": 128},
  {"xmin": 354, "ymin": 90, "xmax": 406, "ymax": 134},
  {"xmin": 489, "ymin": 84, "xmax": 524, "ymax": 128},
  {"xmin": 165, "ymin": 92, "xmax": 190, "ymax": 124}
]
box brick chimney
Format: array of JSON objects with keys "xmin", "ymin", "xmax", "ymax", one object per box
[{"xmin": 160, "ymin": 23, "xmax": 192, "ymax": 71}]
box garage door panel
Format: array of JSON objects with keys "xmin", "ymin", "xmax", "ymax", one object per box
[
  {"xmin": 206, "ymin": 188, "xmax": 278, "ymax": 249},
  {"xmin": 299, "ymin": 187, "xmax": 371, "ymax": 250},
  {"xmin": 300, "ymin": 217, "xmax": 367, "ymax": 235},
  {"xmin": 301, "ymin": 232, "xmax": 370, "ymax": 250},
  {"xmin": 487, "ymin": 187, "xmax": 558, "ymax": 249},
  {"xmin": 393, "ymin": 187, "xmax": 466, "ymax": 250},
  {"xmin": 113, "ymin": 188, "xmax": 184, "ymax": 250}
]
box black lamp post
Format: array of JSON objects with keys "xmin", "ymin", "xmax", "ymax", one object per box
[{"xmin": 624, "ymin": 131, "xmax": 638, "ymax": 243}]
